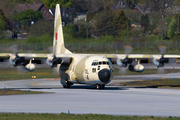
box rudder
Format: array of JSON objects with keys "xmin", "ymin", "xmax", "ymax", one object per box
[{"xmin": 53, "ymin": 4, "xmax": 72, "ymax": 54}]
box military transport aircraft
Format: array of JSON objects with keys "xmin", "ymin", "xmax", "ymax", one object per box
[{"xmin": 1, "ymin": 4, "xmax": 180, "ymax": 89}]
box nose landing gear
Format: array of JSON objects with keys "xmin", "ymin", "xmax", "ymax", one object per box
[{"xmin": 95, "ymin": 84, "xmax": 105, "ymax": 90}]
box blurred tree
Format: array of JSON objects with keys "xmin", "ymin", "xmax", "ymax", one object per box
[
  {"xmin": 174, "ymin": 13, "xmax": 180, "ymax": 34},
  {"xmin": 17, "ymin": 9, "xmax": 43, "ymax": 30},
  {"xmin": 124, "ymin": 9, "xmax": 141, "ymax": 23},
  {"xmin": 41, "ymin": 0, "xmax": 72, "ymax": 9},
  {"xmin": 113, "ymin": 9, "xmax": 131, "ymax": 35},
  {"xmin": 28, "ymin": 20, "xmax": 54, "ymax": 36},
  {"xmin": 0, "ymin": 0, "xmax": 16, "ymax": 11},
  {"xmin": 6, "ymin": 11, "xmax": 19, "ymax": 22},
  {"xmin": 86, "ymin": 11, "xmax": 97, "ymax": 21},
  {"xmin": 92, "ymin": 6, "xmax": 116, "ymax": 36},
  {"xmin": 17, "ymin": 9, "xmax": 43, "ymax": 21},
  {"xmin": 0, "ymin": 14, "xmax": 8, "ymax": 31},
  {"xmin": 175, "ymin": 0, "xmax": 180, "ymax": 6},
  {"xmin": 167, "ymin": 18, "xmax": 177, "ymax": 38},
  {"xmin": 123, "ymin": 0, "xmax": 140, "ymax": 9},
  {"xmin": 142, "ymin": 0, "xmax": 173, "ymax": 39},
  {"xmin": 140, "ymin": 14, "xmax": 149, "ymax": 32},
  {"xmin": 72, "ymin": 0, "xmax": 88, "ymax": 12}
]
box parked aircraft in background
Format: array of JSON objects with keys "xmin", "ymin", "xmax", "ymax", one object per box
[{"xmin": 0, "ymin": 4, "xmax": 179, "ymax": 89}]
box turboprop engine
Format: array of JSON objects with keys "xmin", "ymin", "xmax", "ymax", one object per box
[
  {"xmin": 116, "ymin": 46, "xmax": 133, "ymax": 68},
  {"xmin": 46, "ymin": 54, "xmax": 59, "ymax": 67},
  {"xmin": 46, "ymin": 54, "xmax": 71, "ymax": 68},
  {"xmin": 153, "ymin": 46, "xmax": 168, "ymax": 68},
  {"xmin": 9, "ymin": 54, "xmax": 21, "ymax": 67},
  {"xmin": 153, "ymin": 57, "xmax": 165, "ymax": 67},
  {"xmin": 116, "ymin": 57, "xmax": 131, "ymax": 67},
  {"xmin": 128, "ymin": 64, "xmax": 144, "ymax": 72}
]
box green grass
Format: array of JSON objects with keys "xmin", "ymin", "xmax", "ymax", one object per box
[
  {"xmin": 0, "ymin": 68, "xmax": 59, "ymax": 81},
  {"xmin": 119, "ymin": 79, "xmax": 180, "ymax": 89},
  {"xmin": 113, "ymin": 68, "xmax": 180, "ymax": 75},
  {"xmin": 0, "ymin": 113, "xmax": 179, "ymax": 120},
  {"xmin": 0, "ymin": 89, "xmax": 43, "ymax": 95},
  {"xmin": 0, "ymin": 68, "xmax": 179, "ymax": 80}
]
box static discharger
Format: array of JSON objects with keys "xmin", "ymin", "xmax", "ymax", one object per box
[{"xmin": 32, "ymin": 76, "xmax": 36, "ymax": 79}]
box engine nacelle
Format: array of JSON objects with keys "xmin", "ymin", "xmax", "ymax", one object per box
[
  {"xmin": 46, "ymin": 54, "xmax": 59, "ymax": 67},
  {"xmin": 25, "ymin": 63, "xmax": 35, "ymax": 72},
  {"xmin": 117, "ymin": 59, "xmax": 127, "ymax": 67},
  {"xmin": 153, "ymin": 59, "xmax": 164, "ymax": 67},
  {"xmin": 116, "ymin": 57, "xmax": 132, "ymax": 68},
  {"xmin": 128, "ymin": 64, "xmax": 144, "ymax": 72},
  {"xmin": 9, "ymin": 54, "xmax": 21, "ymax": 66}
]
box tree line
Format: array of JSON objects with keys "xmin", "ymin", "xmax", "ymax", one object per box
[{"xmin": 0, "ymin": 0, "xmax": 180, "ymax": 40}]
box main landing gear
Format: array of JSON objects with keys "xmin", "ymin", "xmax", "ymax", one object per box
[
  {"xmin": 95, "ymin": 84, "xmax": 105, "ymax": 90},
  {"xmin": 61, "ymin": 78, "xmax": 73, "ymax": 88}
]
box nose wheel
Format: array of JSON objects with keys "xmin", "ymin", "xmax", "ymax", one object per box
[
  {"xmin": 61, "ymin": 79, "xmax": 73, "ymax": 88},
  {"xmin": 63, "ymin": 83, "xmax": 71, "ymax": 88},
  {"xmin": 96, "ymin": 84, "xmax": 105, "ymax": 90}
]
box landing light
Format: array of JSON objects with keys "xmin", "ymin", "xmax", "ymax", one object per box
[{"xmin": 32, "ymin": 76, "xmax": 36, "ymax": 79}]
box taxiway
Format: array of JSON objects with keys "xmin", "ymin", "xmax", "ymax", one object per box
[{"xmin": 0, "ymin": 73, "xmax": 180, "ymax": 117}]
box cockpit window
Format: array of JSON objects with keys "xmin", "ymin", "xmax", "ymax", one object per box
[{"xmin": 92, "ymin": 61, "xmax": 110, "ymax": 66}]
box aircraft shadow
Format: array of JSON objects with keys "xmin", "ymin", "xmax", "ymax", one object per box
[{"xmin": 5, "ymin": 85, "xmax": 129, "ymax": 91}]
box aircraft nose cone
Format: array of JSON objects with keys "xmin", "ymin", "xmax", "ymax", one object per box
[{"xmin": 98, "ymin": 69, "xmax": 111, "ymax": 83}]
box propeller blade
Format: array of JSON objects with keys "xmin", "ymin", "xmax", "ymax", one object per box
[
  {"xmin": 158, "ymin": 46, "xmax": 167, "ymax": 55},
  {"xmin": 48, "ymin": 45, "xmax": 56, "ymax": 55},
  {"xmin": 9, "ymin": 44, "xmax": 18, "ymax": 53},
  {"xmin": 157, "ymin": 68, "xmax": 165, "ymax": 74},
  {"xmin": 17, "ymin": 66, "xmax": 28, "ymax": 74},
  {"xmin": 124, "ymin": 46, "xmax": 133, "ymax": 55},
  {"xmin": 119, "ymin": 67, "xmax": 127, "ymax": 75}
]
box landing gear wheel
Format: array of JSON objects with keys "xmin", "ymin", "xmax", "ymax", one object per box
[
  {"xmin": 96, "ymin": 84, "xmax": 105, "ymax": 90},
  {"xmin": 63, "ymin": 83, "xmax": 71, "ymax": 88}
]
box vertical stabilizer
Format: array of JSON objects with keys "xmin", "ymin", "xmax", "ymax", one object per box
[{"xmin": 53, "ymin": 4, "xmax": 72, "ymax": 54}]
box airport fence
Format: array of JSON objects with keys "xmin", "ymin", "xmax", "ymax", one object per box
[{"xmin": 0, "ymin": 41, "xmax": 179, "ymax": 53}]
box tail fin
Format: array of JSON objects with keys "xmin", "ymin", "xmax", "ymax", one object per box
[{"xmin": 53, "ymin": 4, "xmax": 72, "ymax": 54}]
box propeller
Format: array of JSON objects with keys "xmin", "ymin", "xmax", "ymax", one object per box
[
  {"xmin": 124, "ymin": 46, "xmax": 133, "ymax": 55},
  {"xmin": 157, "ymin": 68, "xmax": 165, "ymax": 74},
  {"xmin": 156, "ymin": 46, "xmax": 167, "ymax": 74},
  {"xmin": 119, "ymin": 67, "xmax": 127, "ymax": 75},
  {"xmin": 122, "ymin": 46, "xmax": 133, "ymax": 63},
  {"xmin": 159, "ymin": 45, "xmax": 167, "ymax": 55},
  {"xmin": 9, "ymin": 44, "xmax": 18, "ymax": 53},
  {"xmin": 118, "ymin": 46, "xmax": 133, "ymax": 74}
]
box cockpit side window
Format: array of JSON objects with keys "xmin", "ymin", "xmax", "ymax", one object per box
[
  {"xmin": 98, "ymin": 66, "xmax": 100, "ymax": 70},
  {"xmin": 99, "ymin": 62, "xmax": 102, "ymax": 65},
  {"xmin": 92, "ymin": 68, "xmax": 96, "ymax": 73}
]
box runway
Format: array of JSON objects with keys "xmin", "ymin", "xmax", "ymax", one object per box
[{"xmin": 0, "ymin": 73, "xmax": 180, "ymax": 117}]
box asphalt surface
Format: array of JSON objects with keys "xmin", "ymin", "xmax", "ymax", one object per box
[{"xmin": 0, "ymin": 73, "xmax": 180, "ymax": 117}]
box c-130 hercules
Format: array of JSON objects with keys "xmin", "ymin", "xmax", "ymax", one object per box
[{"xmin": 1, "ymin": 4, "xmax": 180, "ymax": 89}]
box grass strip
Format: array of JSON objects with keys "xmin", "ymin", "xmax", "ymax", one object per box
[
  {"xmin": 119, "ymin": 79, "xmax": 180, "ymax": 89},
  {"xmin": 0, "ymin": 113, "xmax": 179, "ymax": 120},
  {"xmin": 0, "ymin": 89, "xmax": 43, "ymax": 95},
  {"xmin": 0, "ymin": 68, "xmax": 59, "ymax": 81},
  {"xmin": 113, "ymin": 68, "xmax": 180, "ymax": 75},
  {"xmin": 0, "ymin": 68, "xmax": 179, "ymax": 80}
]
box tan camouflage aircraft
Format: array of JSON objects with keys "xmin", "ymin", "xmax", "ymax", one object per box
[{"xmin": 1, "ymin": 4, "xmax": 180, "ymax": 89}]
